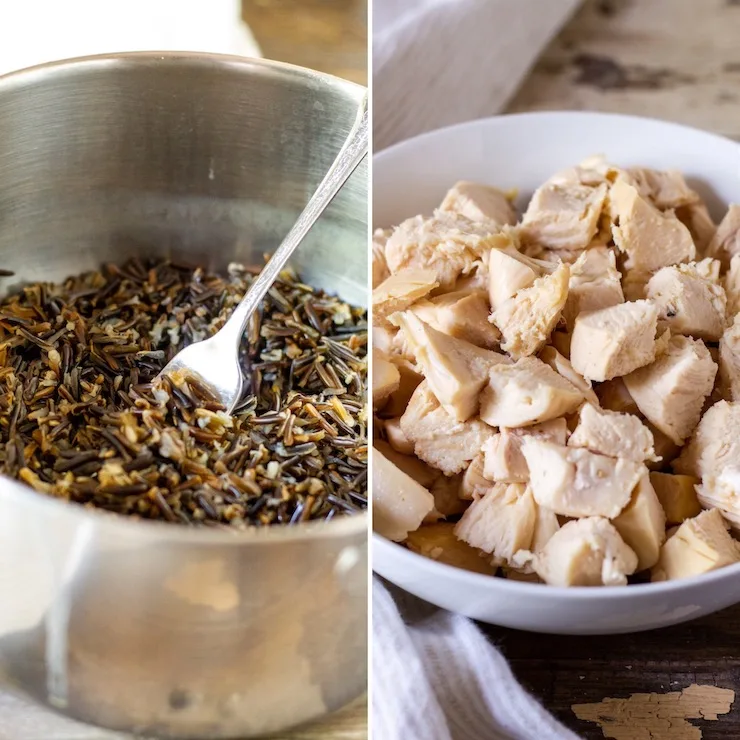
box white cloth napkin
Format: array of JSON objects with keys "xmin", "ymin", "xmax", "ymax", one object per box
[
  {"xmin": 373, "ymin": 0, "xmax": 581, "ymax": 151},
  {"xmin": 372, "ymin": 1, "xmax": 584, "ymax": 737},
  {"xmin": 373, "ymin": 580, "xmax": 580, "ymax": 740}
]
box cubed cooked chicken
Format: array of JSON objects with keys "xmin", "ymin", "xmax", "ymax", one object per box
[
  {"xmin": 411, "ymin": 290, "xmax": 501, "ymax": 349},
  {"xmin": 385, "ymin": 212, "xmax": 510, "ymax": 291},
  {"xmin": 380, "ymin": 359, "xmax": 424, "ymax": 418},
  {"xmin": 521, "ymin": 439, "xmax": 644, "ymax": 518},
  {"xmin": 706, "ymin": 204, "xmax": 740, "ymax": 271},
  {"xmin": 624, "ymin": 167, "xmax": 700, "ymax": 211},
  {"xmin": 372, "ymin": 228, "xmax": 391, "ymax": 288},
  {"xmin": 725, "ymin": 254, "xmax": 740, "ymax": 320},
  {"xmin": 454, "ymin": 482, "xmax": 537, "ymax": 563},
  {"xmin": 373, "ymin": 448, "xmax": 436, "ymax": 542},
  {"xmin": 646, "ymin": 260, "xmax": 726, "ymax": 342},
  {"xmin": 609, "ymin": 178, "xmax": 696, "ymax": 272},
  {"xmin": 568, "ymin": 403, "xmax": 658, "ymax": 463},
  {"xmin": 405, "ymin": 523, "xmax": 496, "ymax": 575},
  {"xmin": 372, "ymin": 268, "xmax": 439, "ymax": 328},
  {"xmin": 612, "ymin": 474, "xmax": 666, "ymax": 571},
  {"xmin": 719, "ymin": 317, "xmax": 740, "ymax": 402},
  {"xmin": 480, "ymin": 356, "xmax": 585, "ymax": 428},
  {"xmin": 429, "ymin": 473, "xmax": 468, "ymax": 518},
  {"xmin": 520, "ymin": 181, "xmax": 608, "ymax": 251},
  {"xmin": 373, "ymin": 348, "xmax": 400, "ymax": 409},
  {"xmin": 527, "ymin": 517, "xmax": 638, "ymax": 586},
  {"xmin": 373, "ymin": 159, "xmax": 740, "ymax": 589},
  {"xmin": 652, "ymin": 508, "xmax": 740, "ymax": 582},
  {"xmin": 400, "ymin": 381, "xmax": 494, "ymax": 475},
  {"xmin": 482, "ymin": 418, "xmax": 568, "ymax": 483},
  {"xmin": 491, "ymin": 262, "xmax": 570, "ymax": 358},
  {"xmin": 439, "ymin": 181, "xmax": 517, "ymax": 226},
  {"xmin": 570, "ymin": 300, "xmax": 658, "ymax": 382},
  {"xmin": 539, "ymin": 345, "xmax": 599, "ymax": 407},
  {"xmin": 673, "ymin": 400, "xmax": 740, "ymax": 478},
  {"xmin": 374, "ymin": 440, "xmax": 439, "ymax": 489},
  {"xmin": 487, "ymin": 248, "xmax": 553, "ymax": 310},
  {"xmin": 563, "ymin": 247, "xmax": 624, "ymax": 329},
  {"xmin": 383, "ymin": 417, "xmax": 414, "ymax": 455},
  {"xmin": 676, "ymin": 202, "xmax": 716, "ymax": 254},
  {"xmin": 459, "ymin": 452, "xmax": 494, "ymax": 500},
  {"xmin": 394, "ymin": 311, "xmax": 508, "ymax": 421},
  {"xmin": 596, "ymin": 377, "xmax": 640, "ymax": 415},
  {"xmin": 624, "ymin": 335, "xmax": 717, "ymax": 445},
  {"xmin": 649, "ymin": 472, "xmax": 701, "ymax": 525}
]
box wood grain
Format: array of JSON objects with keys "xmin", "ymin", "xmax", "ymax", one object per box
[
  {"xmin": 481, "ymin": 604, "xmax": 740, "ymax": 738},
  {"xmin": 242, "ymin": 0, "xmax": 367, "ymax": 85},
  {"xmin": 508, "ymin": 0, "xmax": 740, "ymax": 141},
  {"xmin": 271, "ymin": 695, "xmax": 367, "ymax": 740}
]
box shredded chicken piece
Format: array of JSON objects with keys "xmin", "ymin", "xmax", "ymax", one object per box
[
  {"xmin": 439, "ymin": 181, "xmax": 516, "ymax": 226},
  {"xmin": 706, "ymin": 204, "xmax": 740, "ymax": 271}
]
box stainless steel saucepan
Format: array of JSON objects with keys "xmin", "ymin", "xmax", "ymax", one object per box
[{"xmin": 0, "ymin": 52, "xmax": 368, "ymax": 739}]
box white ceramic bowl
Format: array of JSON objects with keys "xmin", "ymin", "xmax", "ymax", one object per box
[{"xmin": 373, "ymin": 111, "xmax": 740, "ymax": 635}]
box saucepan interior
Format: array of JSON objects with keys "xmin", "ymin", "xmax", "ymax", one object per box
[{"xmin": 0, "ymin": 53, "xmax": 367, "ymax": 738}]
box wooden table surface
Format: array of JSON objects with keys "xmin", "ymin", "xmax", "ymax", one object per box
[{"xmin": 488, "ymin": 1, "xmax": 740, "ymax": 738}]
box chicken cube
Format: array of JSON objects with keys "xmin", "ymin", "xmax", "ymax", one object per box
[
  {"xmin": 394, "ymin": 312, "xmax": 507, "ymax": 421},
  {"xmin": 676, "ymin": 202, "xmax": 716, "ymax": 254},
  {"xmin": 563, "ymin": 247, "xmax": 624, "ymax": 329},
  {"xmin": 374, "ymin": 440, "xmax": 438, "ymax": 488},
  {"xmin": 652, "ymin": 508, "xmax": 740, "ymax": 582},
  {"xmin": 645, "ymin": 260, "xmax": 726, "ymax": 342},
  {"xmin": 596, "ymin": 377, "xmax": 640, "ymax": 415},
  {"xmin": 673, "ymin": 400, "xmax": 740, "ymax": 478},
  {"xmin": 487, "ymin": 248, "xmax": 553, "ymax": 310},
  {"xmin": 725, "ymin": 254, "xmax": 740, "ymax": 320},
  {"xmin": 372, "ymin": 228, "xmax": 391, "ymax": 287},
  {"xmin": 528, "ymin": 517, "xmax": 638, "ymax": 587},
  {"xmin": 480, "ymin": 357, "xmax": 585, "ymax": 428},
  {"xmin": 380, "ymin": 359, "xmax": 423, "ymax": 418},
  {"xmin": 612, "ymin": 474, "xmax": 666, "ymax": 571},
  {"xmin": 482, "ymin": 418, "xmax": 568, "ymax": 483},
  {"xmin": 372, "ymin": 268, "xmax": 439, "ymax": 328},
  {"xmin": 625, "ymin": 167, "xmax": 700, "ymax": 211},
  {"xmin": 521, "ymin": 439, "xmax": 644, "ymax": 518},
  {"xmin": 405, "ymin": 523, "xmax": 496, "ymax": 575},
  {"xmin": 429, "ymin": 473, "xmax": 468, "ymax": 518},
  {"xmin": 520, "ymin": 181, "xmax": 608, "ymax": 251},
  {"xmin": 649, "ymin": 472, "xmax": 701, "ymax": 525},
  {"xmin": 697, "ymin": 465, "xmax": 740, "ymax": 532},
  {"xmin": 539, "ymin": 345, "xmax": 599, "ymax": 407},
  {"xmin": 570, "ymin": 300, "xmax": 658, "ymax": 382},
  {"xmin": 568, "ymin": 403, "xmax": 657, "ymax": 463},
  {"xmin": 439, "ymin": 181, "xmax": 516, "ymax": 226},
  {"xmin": 373, "ymin": 448, "xmax": 436, "ymax": 542},
  {"xmin": 459, "ymin": 453, "xmax": 493, "ymax": 500},
  {"xmin": 609, "ymin": 179, "xmax": 695, "ymax": 272},
  {"xmin": 454, "ymin": 482, "xmax": 537, "ymax": 563},
  {"xmin": 491, "ymin": 262, "xmax": 570, "ymax": 358},
  {"xmin": 372, "ymin": 348, "xmax": 400, "ymax": 409},
  {"xmin": 623, "ymin": 335, "xmax": 717, "ymax": 445},
  {"xmin": 411, "ymin": 290, "xmax": 500, "ymax": 350},
  {"xmin": 706, "ymin": 204, "xmax": 740, "ymax": 271},
  {"xmin": 400, "ymin": 381, "xmax": 494, "ymax": 475},
  {"xmin": 385, "ymin": 212, "xmax": 509, "ymax": 291},
  {"xmin": 719, "ymin": 317, "xmax": 740, "ymax": 402},
  {"xmin": 383, "ymin": 417, "xmax": 414, "ymax": 455}
]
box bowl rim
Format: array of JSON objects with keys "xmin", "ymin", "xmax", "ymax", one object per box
[
  {"xmin": 372, "ymin": 110, "xmax": 740, "ymax": 594},
  {"xmin": 0, "ymin": 50, "xmax": 368, "ymax": 545}
]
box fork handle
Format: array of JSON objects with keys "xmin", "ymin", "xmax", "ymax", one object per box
[{"xmin": 218, "ymin": 91, "xmax": 368, "ymax": 348}]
